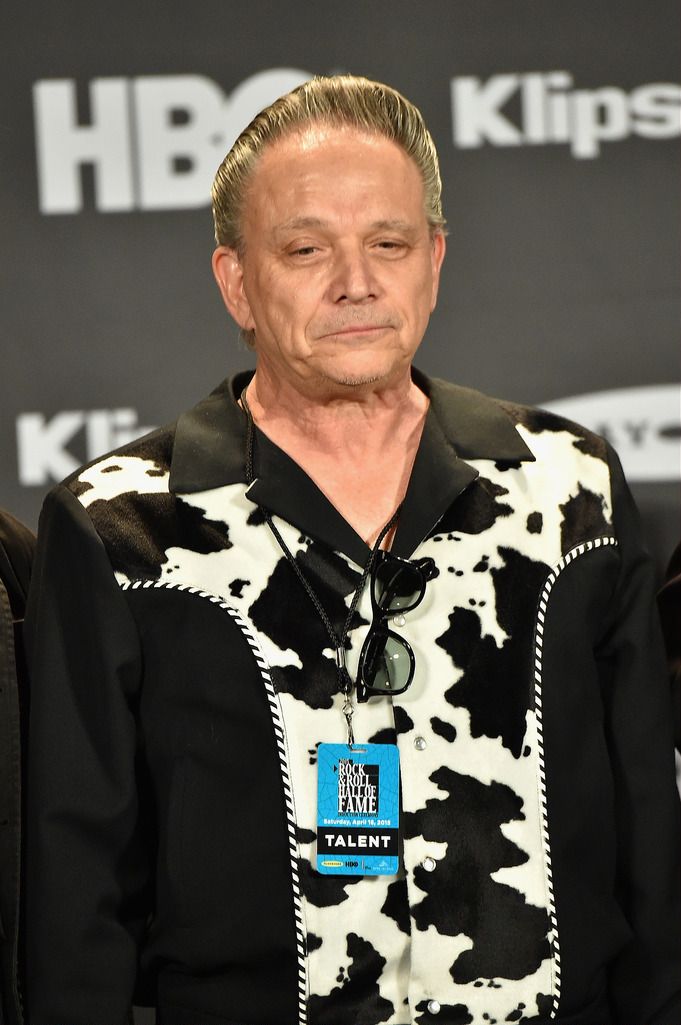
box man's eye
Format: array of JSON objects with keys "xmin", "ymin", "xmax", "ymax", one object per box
[
  {"xmin": 290, "ymin": 245, "xmax": 319, "ymax": 257},
  {"xmin": 375, "ymin": 240, "xmax": 405, "ymax": 251}
]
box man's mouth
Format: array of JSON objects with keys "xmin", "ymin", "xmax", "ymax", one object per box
[{"xmin": 319, "ymin": 323, "xmax": 391, "ymax": 339}]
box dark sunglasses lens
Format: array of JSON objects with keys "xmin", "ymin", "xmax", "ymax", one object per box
[
  {"xmin": 373, "ymin": 559, "xmax": 424, "ymax": 613},
  {"xmin": 362, "ymin": 631, "xmax": 413, "ymax": 693}
]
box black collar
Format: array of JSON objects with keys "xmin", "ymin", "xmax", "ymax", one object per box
[{"xmin": 169, "ymin": 367, "xmax": 534, "ymax": 564}]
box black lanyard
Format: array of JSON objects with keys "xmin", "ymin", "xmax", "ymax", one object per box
[{"xmin": 242, "ymin": 391, "xmax": 401, "ymax": 744}]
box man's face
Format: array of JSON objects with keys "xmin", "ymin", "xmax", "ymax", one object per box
[{"xmin": 213, "ymin": 125, "xmax": 446, "ymax": 395}]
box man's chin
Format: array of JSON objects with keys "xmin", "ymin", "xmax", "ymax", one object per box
[{"xmin": 316, "ymin": 354, "xmax": 406, "ymax": 390}]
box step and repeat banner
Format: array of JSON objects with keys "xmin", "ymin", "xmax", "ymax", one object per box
[{"xmin": 1, "ymin": 0, "xmax": 679, "ymax": 578}]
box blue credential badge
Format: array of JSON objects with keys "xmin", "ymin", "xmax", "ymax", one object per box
[{"xmin": 316, "ymin": 742, "xmax": 400, "ymax": 876}]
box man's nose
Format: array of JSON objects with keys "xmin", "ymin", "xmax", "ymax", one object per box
[{"xmin": 330, "ymin": 245, "xmax": 378, "ymax": 303}]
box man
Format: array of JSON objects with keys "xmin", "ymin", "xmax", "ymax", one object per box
[
  {"xmin": 24, "ymin": 76, "xmax": 679, "ymax": 1025},
  {"xmin": 0, "ymin": 509, "xmax": 34, "ymax": 1025}
]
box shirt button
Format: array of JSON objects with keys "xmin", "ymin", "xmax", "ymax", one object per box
[
  {"xmin": 392, "ymin": 613, "xmax": 406, "ymax": 627},
  {"xmin": 414, "ymin": 736, "xmax": 427, "ymax": 751},
  {"xmin": 422, "ymin": 856, "xmax": 437, "ymax": 872},
  {"xmin": 427, "ymin": 999, "xmax": 441, "ymax": 1014}
]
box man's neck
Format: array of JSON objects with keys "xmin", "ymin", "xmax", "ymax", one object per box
[
  {"xmin": 244, "ymin": 364, "xmax": 427, "ymax": 456},
  {"xmin": 243, "ymin": 364, "xmax": 429, "ymax": 547}
]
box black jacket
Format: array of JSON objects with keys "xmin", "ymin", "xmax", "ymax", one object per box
[
  {"xmin": 0, "ymin": 511, "xmax": 34, "ymax": 1025},
  {"xmin": 24, "ymin": 372, "xmax": 680, "ymax": 1025}
]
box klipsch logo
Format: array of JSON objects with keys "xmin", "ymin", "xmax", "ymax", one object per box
[
  {"xmin": 33, "ymin": 69, "xmax": 311, "ymax": 214},
  {"xmin": 541, "ymin": 384, "xmax": 680, "ymax": 482},
  {"xmin": 451, "ymin": 72, "xmax": 681, "ymax": 158},
  {"xmin": 16, "ymin": 408, "xmax": 156, "ymax": 485}
]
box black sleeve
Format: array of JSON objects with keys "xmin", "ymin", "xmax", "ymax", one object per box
[
  {"xmin": 0, "ymin": 509, "xmax": 35, "ymax": 618},
  {"xmin": 0, "ymin": 511, "xmax": 35, "ymax": 1025},
  {"xmin": 657, "ymin": 541, "xmax": 681, "ymax": 750},
  {"xmin": 23, "ymin": 485, "xmax": 148, "ymax": 1025},
  {"xmin": 600, "ymin": 447, "xmax": 680, "ymax": 1024}
]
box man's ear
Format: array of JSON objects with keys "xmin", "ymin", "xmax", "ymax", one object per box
[
  {"xmin": 211, "ymin": 247, "xmax": 255, "ymax": 331},
  {"xmin": 429, "ymin": 231, "xmax": 447, "ymax": 313}
]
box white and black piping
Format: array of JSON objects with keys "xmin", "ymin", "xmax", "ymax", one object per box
[{"xmin": 533, "ymin": 535, "xmax": 617, "ymax": 1019}]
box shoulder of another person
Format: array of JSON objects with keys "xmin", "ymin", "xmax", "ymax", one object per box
[{"xmin": 0, "ymin": 508, "xmax": 35, "ymax": 609}]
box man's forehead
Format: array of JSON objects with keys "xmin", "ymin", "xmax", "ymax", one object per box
[
  {"xmin": 247, "ymin": 123, "xmax": 421, "ymax": 188},
  {"xmin": 242, "ymin": 126, "xmax": 427, "ymax": 226}
]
